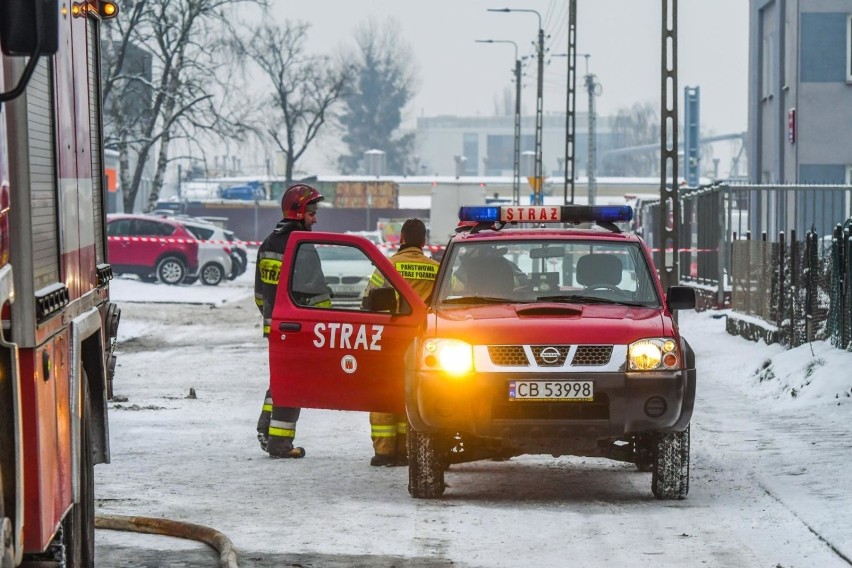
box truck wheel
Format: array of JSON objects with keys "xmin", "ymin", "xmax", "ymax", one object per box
[
  {"xmin": 652, "ymin": 425, "xmax": 690, "ymax": 500},
  {"xmin": 157, "ymin": 257, "xmax": 186, "ymax": 285},
  {"xmin": 408, "ymin": 430, "xmax": 445, "ymax": 498},
  {"xmin": 200, "ymin": 263, "xmax": 224, "ymax": 286},
  {"xmin": 62, "ymin": 375, "xmax": 95, "ymax": 567}
]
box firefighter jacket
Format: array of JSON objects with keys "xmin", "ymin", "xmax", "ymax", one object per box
[
  {"xmin": 255, "ymin": 219, "xmax": 330, "ymax": 336},
  {"xmin": 366, "ymin": 244, "xmax": 440, "ymax": 303}
]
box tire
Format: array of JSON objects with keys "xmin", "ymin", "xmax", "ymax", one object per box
[
  {"xmin": 652, "ymin": 425, "xmax": 690, "ymax": 500},
  {"xmin": 157, "ymin": 257, "xmax": 186, "ymax": 285},
  {"xmin": 1, "ymin": 471, "xmax": 13, "ymax": 568},
  {"xmin": 200, "ymin": 263, "xmax": 224, "ymax": 286},
  {"xmin": 408, "ymin": 429, "xmax": 445, "ymax": 498},
  {"xmin": 62, "ymin": 374, "xmax": 95, "ymax": 567}
]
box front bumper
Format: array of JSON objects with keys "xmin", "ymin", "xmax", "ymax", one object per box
[{"xmin": 405, "ymin": 367, "xmax": 696, "ymax": 446}]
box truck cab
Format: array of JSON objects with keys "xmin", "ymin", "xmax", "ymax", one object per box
[{"xmin": 269, "ymin": 205, "xmax": 696, "ymax": 500}]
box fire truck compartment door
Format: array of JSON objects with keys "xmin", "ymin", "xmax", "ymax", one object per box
[{"xmin": 269, "ymin": 232, "xmax": 426, "ymax": 414}]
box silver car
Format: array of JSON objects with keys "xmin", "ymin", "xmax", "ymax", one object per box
[{"xmin": 181, "ymin": 221, "xmax": 233, "ymax": 286}]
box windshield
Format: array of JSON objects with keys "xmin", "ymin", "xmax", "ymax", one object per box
[{"xmin": 435, "ymin": 239, "xmax": 661, "ymax": 307}]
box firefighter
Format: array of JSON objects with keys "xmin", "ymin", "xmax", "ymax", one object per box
[
  {"xmin": 255, "ymin": 183, "xmax": 331, "ymax": 459},
  {"xmin": 364, "ymin": 218, "xmax": 440, "ymax": 466}
]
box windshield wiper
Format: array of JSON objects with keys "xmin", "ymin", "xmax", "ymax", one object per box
[{"xmin": 442, "ymin": 296, "xmax": 523, "ymax": 305}]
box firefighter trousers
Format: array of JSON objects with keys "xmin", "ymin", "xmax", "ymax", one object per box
[
  {"xmin": 370, "ymin": 412, "xmax": 407, "ymax": 458},
  {"xmin": 257, "ymin": 389, "xmax": 301, "ymax": 455}
]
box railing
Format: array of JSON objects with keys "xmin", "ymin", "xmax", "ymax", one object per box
[{"xmin": 634, "ymin": 183, "xmax": 852, "ymax": 349}]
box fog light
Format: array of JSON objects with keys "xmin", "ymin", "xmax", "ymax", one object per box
[{"xmin": 644, "ymin": 396, "xmax": 667, "ymax": 418}]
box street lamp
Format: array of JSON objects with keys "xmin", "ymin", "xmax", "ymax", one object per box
[
  {"xmin": 488, "ymin": 8, "xmax": 544, "ymax": 204},
  {"xmin": 476, "ymin": 39, "xmax": 522, "ymax": 205}
]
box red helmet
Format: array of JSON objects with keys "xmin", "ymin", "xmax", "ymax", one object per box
[{"xmin": 282, "ymin": 183, "xmax": 324, "ymax": 220}]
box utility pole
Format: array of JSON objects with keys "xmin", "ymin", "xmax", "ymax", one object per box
[
  {"xmin": 488, "ymin": 8, "xmax": 544, "ymax": 204},
  {"xmin": 659, "ymin": 0, "xmax": 680, "ymax": 290},
  {"xmin": 476, "ymin": 38, "xmax": 522, "ymax": 205},
  {"xmin": 564, "ymin": 0, "xmax": 577, "ymax": 204},
  {"xmin": 582, "ymin": 55, "xmax": 601, "ymax": 206},
  {"xmin": 534, "ymin": 24, "xmax": 544, "ymax": 204}
]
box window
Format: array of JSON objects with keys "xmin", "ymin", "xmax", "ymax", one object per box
[
  {"xmin": 133, "ymin": 219, "xmax": 174, "ymax": 237},
  {"xmin": 436, "ymin": 240, "xmax": 660, "ymax": 307},
  {"xmin": 846, "ymin": 165, "xmax": 852, "ymax": 184},
  {"xmin": 462, "ymin": 133, "xmax": 478, "ymax": 175},
  {"xmin": 299, "ymin": 244, "xmax": 382, "ymax": 308},
  {"xmin": 847, "ymin": 15, "xmax": 852, "ymax": 82},
  {"xmin": 762, "ymin": 33, "xmax": 775, "ymax": 98}
]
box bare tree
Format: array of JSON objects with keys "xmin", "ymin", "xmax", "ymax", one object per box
[
  {"xmin": 102, "ymin": 0, "xmax": 259, "ymax": 213},
  {"xmin": 601, "ymin": 102, "xmax": 660, "ymax": 177},
  {"xmin": 233, "ymin": 21, "xmax": 349, "ymax": 186}
]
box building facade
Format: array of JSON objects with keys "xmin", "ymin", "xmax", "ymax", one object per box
[
  {"xmin": 749, "ymin": 0, "xmax": 852, "ymax": 183},
  {"xmin": 414, "ymin": 113, "xmax": 618, "ymax": 178}
]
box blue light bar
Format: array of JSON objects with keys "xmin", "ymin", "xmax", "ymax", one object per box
[
  {"xmin": 458, "ymin": 205, "xmax": 634, "ymax": 224},
  {"xmin": 577, "ymin": 205, "xmax": 634, "ymax": 223},
  {"xmin": 458, "ymin": 206, "xmax": 500, "ymax": 223}
]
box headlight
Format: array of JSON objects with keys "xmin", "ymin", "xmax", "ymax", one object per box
[
  {"xmin": 421, "ymin": 338, "xmax": 474, "ymax": 376},
  {"xmin": 628, "ymin": 338, "xmax": 680, "ymax": 371}
]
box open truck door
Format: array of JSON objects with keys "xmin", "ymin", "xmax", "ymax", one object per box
[{"xmin": 269, "ymin": 233, "xmax": 426, "ymax": 414}]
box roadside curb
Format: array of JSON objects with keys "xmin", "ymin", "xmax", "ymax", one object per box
[{"xmin": 95, "ymin": 514, "xmax": 238, "ymax": 568}]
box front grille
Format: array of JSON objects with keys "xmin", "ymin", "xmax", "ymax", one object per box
[
  {"xmin": 341, "ymin": 276, "xmax": 363, "ymax": 285},
  {"xmin": 531, "ymin": 346, "xmax": 570, "ymax": 367},
  {"xmin": 492, "ymin": 394, "xmax": 610, "ymax": 420},
  {"xmin": 571, "ymin": 345, "xmax": 613, "ymax": 366},
  {"xmin": 325, "ymin": 276, "xmax": 340, "ymax": 285},
  {"xmin": 488, "ymin": 345, "xmax": 528, "ymax": 366}
]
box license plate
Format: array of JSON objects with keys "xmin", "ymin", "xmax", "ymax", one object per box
[{"xmin": 508, "ymin": 380, "xmax": 594, "ymax": 401}]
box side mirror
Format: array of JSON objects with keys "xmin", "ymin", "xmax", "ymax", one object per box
[
  {"xmin": 0, "ymin": 0, "xmax": 59, "ymax": 56},
  {"xmin": 666, "ymin": 286, "xmax": 696, "ymax": 311},
  {"xmin": 365, "ymin": 287, "xmax": 397, "ymax": 313}
]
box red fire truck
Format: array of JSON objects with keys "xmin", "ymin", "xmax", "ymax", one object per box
[{"xmin": 0, "ymin": 1, "xmax": 119, "ymax": 566}]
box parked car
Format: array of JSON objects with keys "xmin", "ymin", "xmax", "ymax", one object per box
[
  {"xmin": 180, "ymin": 220, "xmax": 234, "ymax": 286},
  {"xmin": 315, "ymin": 244, "xmax": 375, "ymax": 299},
  {"xmin": 224, "ymin": 229, "xmax": 249, "ymax": 279},
  {"xmin": 106, "ymin": 214, "xmax": 199, "ymax": 285}
]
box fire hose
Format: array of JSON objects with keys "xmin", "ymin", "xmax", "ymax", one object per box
[{"xmin": 95, "ymin": 514, "xmax": 238, "ymax": 568}]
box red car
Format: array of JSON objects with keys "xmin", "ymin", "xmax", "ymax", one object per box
[
  {"xmin": 267, "ymin": 204, "xmax": 697, "ymax": 500},
  {"xmin": 106, "ymin": 214, "xmax": 200, "ymax": 284}
]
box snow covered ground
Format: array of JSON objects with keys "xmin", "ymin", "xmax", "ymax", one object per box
[{"xmin": 95, "ymin": 267, "xmax": 852, "ymax": 567}]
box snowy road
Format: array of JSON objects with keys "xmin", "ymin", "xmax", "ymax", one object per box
[{"xmin": 95, "ymin": 275, "xmax": 852, "ymax": 567}]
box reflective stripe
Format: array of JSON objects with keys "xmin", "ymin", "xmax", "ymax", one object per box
[
  {"xmin": 396, "ymin": 423, "xmax": 407, "ymax": 434},
  {"xmin": 262, "ymin": 404, "xmax": 273, "ymax": 412},
  {"xmin": 263, "ymin": 324, "xmax": 271, "ymax": 335},
  {"xmin": 371, "ymin": 425, "xmax": 397, "ymax": 437},
  {"xmin": 255, "ymin": 292, "xmax": 264, "ymax": 307},
  {"xmin": 258, "ymin": 251, "xmax": 285, "ymax": 261},
  {"xmin": 269, "ymin": 419, "xmax": 297, "ymax": 438},
  {"xmin": 258, "ymin": 258, "xmax": 282, "ymax": 285},
  {"xmin": 370, "ymin": 272, "xmax": 385, "ymax": 286},
  {"xmin": 268, "ymin": 426, "xmax": 296, "ymax": 438},
  {"xmin": 394, "ymin": 261, "xmax": 438, "ymax": 280},
  {"xmin": 306, "ymin": 294, "xmax": 332, "ymax": 307}
]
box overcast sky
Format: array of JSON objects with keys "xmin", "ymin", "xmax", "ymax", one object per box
[{"xmin": 272, "ymin": 0, "xmax": 749, "ymax": 136}]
